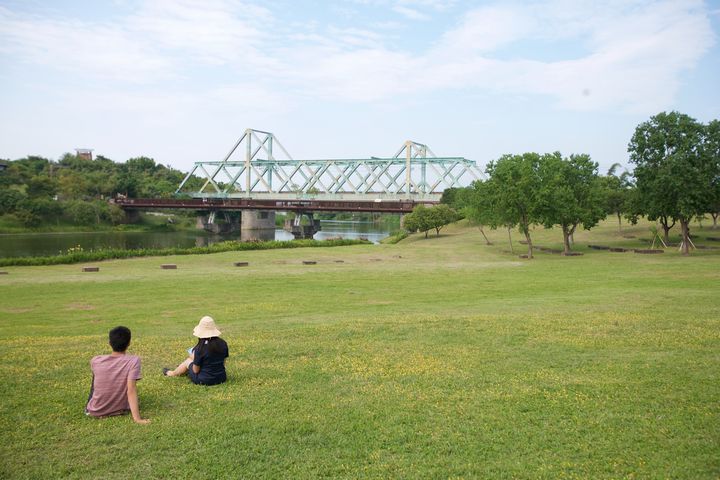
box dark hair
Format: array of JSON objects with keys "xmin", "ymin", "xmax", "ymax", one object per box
[
  {"xmin": 194, "ymin": 337, "xmax": 224, "ymax": 356},
  {"xmin": 109, "ymin": 326, "xmax": 131, "ymax": 352}
]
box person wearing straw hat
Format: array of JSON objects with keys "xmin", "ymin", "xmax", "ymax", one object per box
[{"xmin": 163, "ymin": 316, "xmax": 229, "ymax": 386}]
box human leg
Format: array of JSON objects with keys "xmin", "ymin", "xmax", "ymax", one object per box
[{"xmin": 164, "ymin": 357, "xmax": 192, "ymax": 377}]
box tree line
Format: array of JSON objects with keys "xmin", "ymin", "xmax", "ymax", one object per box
[
  {"xmin": 0, "ymin": 153, "xmax": 203, "ymax": 228},
  {"xmin": 426, "ymin": 111, "xmax": 719, "ymax": 257}
]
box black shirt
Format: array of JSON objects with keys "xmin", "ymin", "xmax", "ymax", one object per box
[{"xmin": 191, "ymin": 337, "xmax": 229, "ymax": 385}]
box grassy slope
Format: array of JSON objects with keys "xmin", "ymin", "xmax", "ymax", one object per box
[{"xmin": 0, "ymin": 220, "xmax": 718, "ymax": 479}]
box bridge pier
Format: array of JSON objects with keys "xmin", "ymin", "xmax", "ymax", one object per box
[
  {"xmin": 125, "ymin": 209, "xmax": 141, "ymax": 224},
  {"xmin": 240, "ymin": 209, "xmax": 276, "ymax": 242},
  {"xmin": 195, "ymin": 211, "xmax": 240, "ymax": 234},
  {"xmin": 284, "ymin": 211, "xmax": 321, "ymax": 239}
]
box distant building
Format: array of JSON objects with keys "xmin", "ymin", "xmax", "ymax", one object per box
[
  {"xmin": 0, "ymin": 161, "xmax": 7, "ymax": 172},
  {"xmin": 75, "ymin": 148, "xmax": 93, "ymax": 160}
]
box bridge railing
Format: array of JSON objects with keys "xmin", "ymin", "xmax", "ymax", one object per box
[{"xmin": 113, "ymin": 197, "xmax": 431, "ymax": 214}]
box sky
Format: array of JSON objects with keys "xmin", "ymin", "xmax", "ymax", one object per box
[{"xmin": 1, "ymin": 0, "xmax": 719, "ymax": 177}]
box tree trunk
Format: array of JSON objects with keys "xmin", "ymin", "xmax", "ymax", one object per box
[
  {"xmin": 562, "ymin": 224, "xmax": 572, "ymax": 255},
  {"xmin": 435, "ymin": 227, "xmax": 440, "ymax": 236},
  {"xmin": 424, "ymin": 230, "xmax": 428, "ymax": 239},
  {"xmin": 523, "ymin": 229, "xmax": 533, "ymax": 259},
  {"xmin": 520, "ymin": 215, "xmax": 532, "ymax": 259},
  {"xmin": 712, "ymin": 213, "xmax": 718, "ymax": 229},
  {"xmin": 660, "ymin": 216, "xmax": 675, "ymax": 244},
  {"xmin": 569, "ymin": 223, "xmax": 577, "ymax": 245},
  {"xmin": 507, "ymin": 227, "xmax": 514, "ymax": 254},
  {"xmin": 478, "ymin": 226, "xmax": 492, "ymax": 245},
  {"xmin": 680, "ymin": 218, "xmax": 691, "ymax": 255},
  {"xmin": 616, "ymin": 212, "xmax": 622, "ymax": 232}
]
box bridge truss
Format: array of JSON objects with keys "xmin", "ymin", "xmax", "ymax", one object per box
[{"xmin": 176, "ymin": 129, "xmax": 483, "ymax": 200}]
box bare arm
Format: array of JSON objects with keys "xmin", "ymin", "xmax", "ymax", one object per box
[
  {"xmin": 192, "ymin": 350, "xmax": 200, "ymax": 374},
  {"xmin": 126, "ymin": 378, "xmax": 150, "ymax": 424}
]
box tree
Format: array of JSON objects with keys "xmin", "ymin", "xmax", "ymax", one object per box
[
  {"xmin": 0, "ymin": 188, "xmax": 26, "ymax": 215},
  {"xmin": 440, "ymin": 188, "xmax": 462, "ymax": 207},
  {"xmin": 107, "ymin": 203, "xmax": 127, "ymax": 225},
  {"xmin": 64, "ymin": 200, "xmax": 98, "ymax": 225},
  {"xmin": 463, "ymin": 180, "xmax": 500, "ymax": 245},
  {"xmin": 26, "ymin": 175, "xmax": 58, "ymax": 198},
  {"xmin": 403, "ymin": 205, "xmax": 434, "ymax": 238},
  {"xmin": 628, "ymin": 112, "xmax": 716, "ymax": 254},
  {"xmin": 601, "ymin": 163, "xmax": 633, "ymax": 232},
  {"xmin": 483, "ymin": 153, "xmax": 542, "ymax": 258},
  {"xmin": 705, "ymin": 119, "xmax": 720, "ymax": 229},
  {"xmin": 58, "ymin": 170, "xmax": 90, "ymax": 199},
  {"xmin": 536, "ymin": 153, "xmax": 606, "ymax": 255},
  {"xmin": 428, "ymin": 204, "xmax": 460, "ymax": 236}
]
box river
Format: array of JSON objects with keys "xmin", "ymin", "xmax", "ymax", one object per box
[{"xmin": 0, "ymin": 220, "xmax": 391, "ymax": 258}]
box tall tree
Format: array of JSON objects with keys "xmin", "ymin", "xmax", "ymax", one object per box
[
  {"xmin": 483, "ymin": 153, "xmax": 542, "ymax": 258},
  {"xmin": 463, "ymin": 180, "xmax": 499, "ymax": 245},
  {"xmin": 628, "ymin": 112, "xmax": 715, "ymax": 254},
  {"xmin": 536, "ymin": 153, "xmax": 606, "ymax": 255},
  {"xmin": 705, "ymin": 120, "xmax": 720, "ymax": 229},
  {"xmin": 601, "ymin": 163, "xmax": 633, "ymax": 232}
]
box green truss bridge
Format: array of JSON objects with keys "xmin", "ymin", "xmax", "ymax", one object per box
[{"xmin": 175, "ymin": 128, "xmax": 483, "ymax": 201}]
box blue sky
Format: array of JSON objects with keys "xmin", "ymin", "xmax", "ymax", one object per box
[{"xmin": 1, "ymin": 0, "xmax": 718, "ymax": 176}]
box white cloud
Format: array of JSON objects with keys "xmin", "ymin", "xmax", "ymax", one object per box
[
  {"xmin": 0, "ymin": 6, "xmax": 174, "ymax": 81},
  {"xmin": 0, "ymin": 0, "xmax": 715, "ymax": 115},
  {"xmin": 392, "ymin": 5, "xmax": 430, "ymax": 21},
  {"xmin": 127, "ymin": 0, "xmax": 271, "ymax": 65},
  {"xmin": 435, "ymin": 5, "xmax": 535, "ymax": 54}
]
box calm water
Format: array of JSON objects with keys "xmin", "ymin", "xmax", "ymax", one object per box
[{"xmin": 0, "ymin": 220, "xmax": 390, "ymax": 258}]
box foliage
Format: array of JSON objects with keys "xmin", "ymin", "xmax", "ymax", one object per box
[
  {"xmin": 628, "ymin": 111, "xmax": 719, "ymax": 254},
  {"xmin": 0, "ymin": 188, "xmax": 26, "ymax": 215},
  {"xmin": 601, "ymin": 163, "xmax": 634, "ymax": 231},
  {"xmin": 402, "ymin": 205, "xmax": 428, "ymax": 237},
  {"xmin": 0, "ymin": 238, "xmax": 370, "ymax": 267},
  {"xmin": 428, "ymin": 204, "xmax": 460, "ymax": 236},
  {"xmin": 403, "ymin": 204, "xmax": 459, "ymax": 238},
  {"xmin": 380, "ymin": 230, "xmax": 408, "ymax": 244},
  {"xmin": 483, "ymin": 153, "xmax": 542, "ymax": 258},
  {"xmin": 64, "ymin": 200, "xmax": 101, "ymax": 225},
  {"xmin": 0, "ymin": 152, "xmax": 205, "ymax": 229},
  {"xmin": 706, "ymin": 119, "xmax": 720, "ymax": 228},
  {"xmin": 535, "ymin": 153, "xmax": 606, "ymax": 254}
]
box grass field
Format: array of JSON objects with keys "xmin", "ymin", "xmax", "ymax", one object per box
[{"xmin": 1, "ymin": 219, "xmax": 718, "ymax": 479}]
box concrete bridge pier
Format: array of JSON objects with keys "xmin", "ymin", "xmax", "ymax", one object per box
[
  {"xmin": 125, "ymin": 209, "xmax": 141, "ymax": 224},
  {"xmin": 240, "ymin": 209, "xmax": 276, "ymax": 242},
  {"xmin": 196, "ymin": 211, "xmax": 240, "ymax": 234},
  {"xmin": 284, "ymin": 211, "xmax": 321, "ymax": 239}
]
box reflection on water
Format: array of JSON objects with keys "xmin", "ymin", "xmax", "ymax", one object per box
[{"xmin": 0, "ymin": 220, "xmax": 390, "ymax": 258}]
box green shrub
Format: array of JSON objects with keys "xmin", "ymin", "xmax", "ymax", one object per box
[
  {"xmin": 0, "ymin": 238, "xmax": 370, "ymax": 267},
  {"xmin": 381, "ymin": 231, "xmax": 408, "ymax": 244}
]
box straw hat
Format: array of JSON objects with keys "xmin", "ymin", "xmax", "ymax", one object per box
[{"xmin": 193, "ymin": 316, "xmax": 222, "ymax": 338}]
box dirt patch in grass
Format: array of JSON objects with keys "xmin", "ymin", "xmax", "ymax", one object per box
[
  {"xmin": 65, "ymin": 303, "xmax": 95, "ymax": 311},
  {"xmin": 2, "ymin": 307, "xmax": 33, "ymax": 314}
]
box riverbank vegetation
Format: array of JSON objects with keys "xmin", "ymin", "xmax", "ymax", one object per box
[
  {"xmin": 0, "ymin": 238, "xmax": 369, "ymax": 267},
  {"xmin": 0, "ymin": 153, "xmax": 204, "ymax": 232},
  {"xmin": 0, "ymin": 218, "xmax": 718, "ymax": 478}
]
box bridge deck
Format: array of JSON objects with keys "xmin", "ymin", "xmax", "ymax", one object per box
[{"xmin": 114, "ymin": 198, "xmax": 434, "ymax": 213}]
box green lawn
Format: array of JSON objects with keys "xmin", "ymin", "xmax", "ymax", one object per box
[{"xmin": 1, "ymin": 219, "xmax": 718, "ymax": 479}]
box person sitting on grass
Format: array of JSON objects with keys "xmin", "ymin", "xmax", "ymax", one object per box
[
  {"xmin": 85, "ymin": 326, "xmax": 150, "ymax": 424},
  {"xmin": 163, "ymin": 316, "xmax": 229, "ymax": 386}
]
